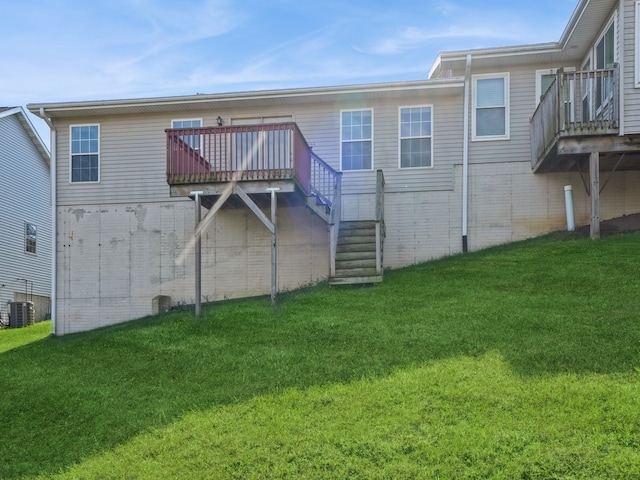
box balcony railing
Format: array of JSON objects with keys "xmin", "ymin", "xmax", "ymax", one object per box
[
  {"xmin": 530, "ymin": 64, "xmax": 619, "ymax": 169},
  {"xmin": 166, "ymin": 122, "xmax": 341, "ymax": 214}
]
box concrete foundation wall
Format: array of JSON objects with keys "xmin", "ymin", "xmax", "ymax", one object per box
[
  {"xmin": 56, "ymin": 200, "xmax": 329, "ymax": 335},
  {"xmin": 54, "ymin": 163, "xmax": 640, "ymax": 336},
  {"xmin": 342, "ymin": 163, "xmax": 640, "ymax": 268}
]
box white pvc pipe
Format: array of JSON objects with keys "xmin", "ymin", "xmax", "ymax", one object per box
[
  {"xmin": 462, "ymin": 54, "xmax": 472, "ymax": 252},
  {"xmin": 564, "ymin": 185, "xmax": 575, "ymax": 232}
]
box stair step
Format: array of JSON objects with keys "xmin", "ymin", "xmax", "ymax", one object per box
[
  {"xmin": 335, "ymin": 251, "xmax": 376, "ymax": 261},
  {"xmin": 339, "ymin": 229, "xmax": 375, "ymax": 239},
  {"xmin": 336, "ymin": 242, "xmax": 376, "ymax": 253},
  {"xmin": 340, "ymin": 221, "xmax": 376, "ymax": 229},
  {"xmin": 331, "ymin": 220, "xmax": 383, "ymax": 286},
  {"xmin": 333, "ymin": 267, "xmax": 380, "ymax": 278},
  {"xmin": 337, "ymin": 235, "xmax": 376, "ymax": 245},
  {"xmin": 336, "ymin": 258, "xmax": 377, "ymax": 269},
  {"xmin": 329, "ymin": 275, "xmax": 383, "ymax": 285}
]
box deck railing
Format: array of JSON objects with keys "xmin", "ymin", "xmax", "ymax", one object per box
[
  {"xmin": 167, "ymin": 122, "xmax": 305, "ymax": 185},
  {"xmin": 166, "ymin": 122, "xmax": 342, "ymax": 216},
  {"xmin": 530, "ymin": 64, "xmax": 619, "ymax": 169},
  {"xmin": 310, "ymin": 151, "xmax": 341, "ymax": 209}
]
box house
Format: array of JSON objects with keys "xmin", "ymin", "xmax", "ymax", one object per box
[
  {"xmin": 0, "ymin": 107, "xmax": 51, "ymax": 323},
  {"xmin": 28, "ymin": 0, "xmax": 640, "ymax": 335}
]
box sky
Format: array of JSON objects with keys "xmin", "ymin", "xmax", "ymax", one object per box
[{"xmin": 1, "ymin": 0, "xmax": 579, "ymax": 147}]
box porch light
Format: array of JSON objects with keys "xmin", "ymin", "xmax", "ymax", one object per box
[{"xmin": 216, "ymin": 116, "xmax": 223, "ymax": 126}]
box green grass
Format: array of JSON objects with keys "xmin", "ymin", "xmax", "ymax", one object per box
[{"xmin": 2, "ymin": 232, "xmax": 640, "ymax": 479}]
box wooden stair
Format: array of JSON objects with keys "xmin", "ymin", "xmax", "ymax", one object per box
[{"xmin": 329, "ymin": 220, "xmax": 383, "ymax": 285}]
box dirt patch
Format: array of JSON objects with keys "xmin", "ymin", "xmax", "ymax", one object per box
[{"xmin": 574, "ymin": 213, "xmax": 640, "ymax": 237}]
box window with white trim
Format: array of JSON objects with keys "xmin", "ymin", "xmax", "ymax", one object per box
[
  {"xmin": 25, "ymin": 222, "xmax": 36, "ymax": 254},
  {"xmin": 399, "ymin": 106, "xmax": 432, "ymax": 168},
  {"xmin": 595, "ymin": 19, "xmax": 615, "ymax": 110},
  {"xmin": 472, "ymin": 73, "xmax": 509, "ymax": 141},
  {"xmin": 341, "ymin": 109, "xmax": 373, "ymax": 170},
  {"xmin": 70, "ymin": 125, "xmax": 99, "ymax": 182},
  {"xmin": 172, "ymin": 118, "xmax": 202, "ymax": 150}
]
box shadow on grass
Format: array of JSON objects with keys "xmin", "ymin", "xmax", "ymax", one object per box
[{"xmin": 2, "ymin": 232, "xmax": 640, "ymax": 478}]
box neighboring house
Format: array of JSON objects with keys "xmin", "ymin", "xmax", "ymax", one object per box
[
  {"xmin": 28, "ymin": 0, "xmax": 640, "ymax": 335},
  {"xmin": 0, "ymin": 107, "xmax": 51, "ymax": 322}
]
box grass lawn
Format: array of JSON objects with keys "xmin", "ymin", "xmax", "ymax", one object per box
[{"xmin": 1, "ymin": 232, "xmax": 640, "ymax": 479}]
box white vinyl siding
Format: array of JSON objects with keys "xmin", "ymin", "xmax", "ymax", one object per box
[
  {"xmin": 0, "ymin": 111, "xmax": 51, "ymax": 308},
  {"xmin": 70, "ymin": 124, "xmax": 100, "ymax": 182},
  {"xmin": 399, "ymin": 106, "xmax": 433, "ymax": 169},
  {"xmin": 472, "ymin": 73, "xmax": 510, "ymax": 141},
  {"xmin": 341, "ymin": 109, "xmax": 373, "ymax": 171}
]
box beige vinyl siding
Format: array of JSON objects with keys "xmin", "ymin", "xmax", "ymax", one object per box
[
  {"xmin": 623, "ymin": 0, "xmax": 640, "ymax": 132},
  {"xmin": 468, "ymin": 66, "xmax": 538, "ymax": 165},
  {"xmin": 55, "ymin": 90, "xmax": 464, "ymax": 206},
  {"xmin": 57, "ymin": 115, "xmax": 178, "ymax": 206}
]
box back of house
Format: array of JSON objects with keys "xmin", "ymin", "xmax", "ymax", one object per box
[{"xmin": 29, "ymin": 0, "xmax": 640, "ymax": 335}]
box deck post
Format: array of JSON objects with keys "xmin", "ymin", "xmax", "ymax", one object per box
[
  {"xmin": 267, "ymin": 188, "xmax": 280, "ymax": 305},
  {"xmin": 590, "ymin": 152, "xmax": 600, "ymax": 239},
  {"xmin": 191, "ymin": 191, "xmax": 204, "ymax": 317}
]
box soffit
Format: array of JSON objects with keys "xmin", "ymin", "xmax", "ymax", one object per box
[
  {"xmin": 28, "ymin": 80, "xmax": 464, "ymax": 120},
  {"xmin": 432, "ymin": 0, "xmax": 619, "ymax": 75}
]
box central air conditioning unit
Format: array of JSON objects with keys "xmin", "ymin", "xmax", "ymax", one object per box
[{"xmin": 8, "ymin": 301, "xmax": 35, "ymax": 328}]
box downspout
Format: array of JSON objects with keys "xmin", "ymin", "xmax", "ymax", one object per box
[
  {"xmin": 462, "ymin": 54, "xmax": 472, "ymax": 253},
  {"xmin": 40, "ymin": 108, "xmax": 57, "ymax": 336},
  {"xmin": 618, "ymin": 0, "xmax": 625, "ymax": 136}
]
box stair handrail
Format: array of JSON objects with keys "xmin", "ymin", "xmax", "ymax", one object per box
[
  {"xmin": 309, "ymin": 151, "xmax": 342, "ymax": 277},
  {"xmin": 310, "ymin": 151, "xmax": 339, "ymax": 208},
  {"xmin": 375, "ymin": 169, "xmax": 385, "ymax": 275}
]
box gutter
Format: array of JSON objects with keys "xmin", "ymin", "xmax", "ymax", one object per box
[
  {"xmin": 39, "ymin": 108, "xmax": 57, "ymax": 336},
  {"xmin": 462, "ymin": 54, "xmax": 472, "ymax": 253}
]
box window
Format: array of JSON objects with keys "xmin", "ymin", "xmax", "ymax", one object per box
[
  {"xmin": 341, "ymin": 109, "xmax": 373, "ymax": 170},
  {"xmin": 595, "ymin": 20, "xmax": 615, "ymax": 110},
  {"xmin": 536, "ymin": 69, "xmax": 560, "ymax": 104},
  {"xmin": 582, "ymin": 58, "xmax": 592, "ymax": 122},
  {"xmin": 472, "ymin": 73, "xmax": 509, "ymax": 140},
  {"xmin": 399, "ymin": 106, "xmax": 432, "ymax": 168},
  {"xmin": 172, "ymin": 119, "xmax": 202, "ymax": 150},
  {"xmin": 536, "ymin": 68, "xmax": 575, "ymax": 123},
  {"xmin": 71, "ymin": 125, "xmax": 99, "ymax": 182},
  {"xmin": 25, "ymin": 223, "xmax": 36, "ymax": 254}
]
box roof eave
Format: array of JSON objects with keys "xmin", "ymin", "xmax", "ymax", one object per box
[
  {"xmin": 558, "ymin": 0, "xmax": 590, "ymax": 49},
  {"xmin": 0, "ymin": 107, "xmax": 50, "ymax": 166},
  {"xmin": 28, "ymin": 79, "xmax": 465, "ymax": 119}
]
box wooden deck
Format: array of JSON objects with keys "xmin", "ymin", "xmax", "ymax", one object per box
[
  {"xmin": 530, "ymin": 66, "xmax": 620, "ymax": 173},
  {"xmin": 166, "ymin": 122, "xmax": 341, "ymax": 219}
]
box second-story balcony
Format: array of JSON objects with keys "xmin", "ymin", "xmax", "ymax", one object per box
[
  {"xmin": 530, "ymin": 65, "xmax": 620, "ymax": 173},
  {"xmin": 166, "ymin": 122, "xmax": 341, "ymax": 221}
]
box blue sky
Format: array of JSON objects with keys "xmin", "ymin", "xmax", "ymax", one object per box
[{"xmin": 2, "ymin": 0, "xmax": 578, "ymax": 145}]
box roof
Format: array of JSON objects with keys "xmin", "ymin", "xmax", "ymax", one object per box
[
  {"xmin": 28, "ymin": 78, "xmax": 464, "ymax": 120},
  {"xmin": 0, "ymin": 106, "xmax": 50, "ymax": 166},
  {"xmin": 429, "ymin": 0, "xmax": 618, "ymax": 78}
]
